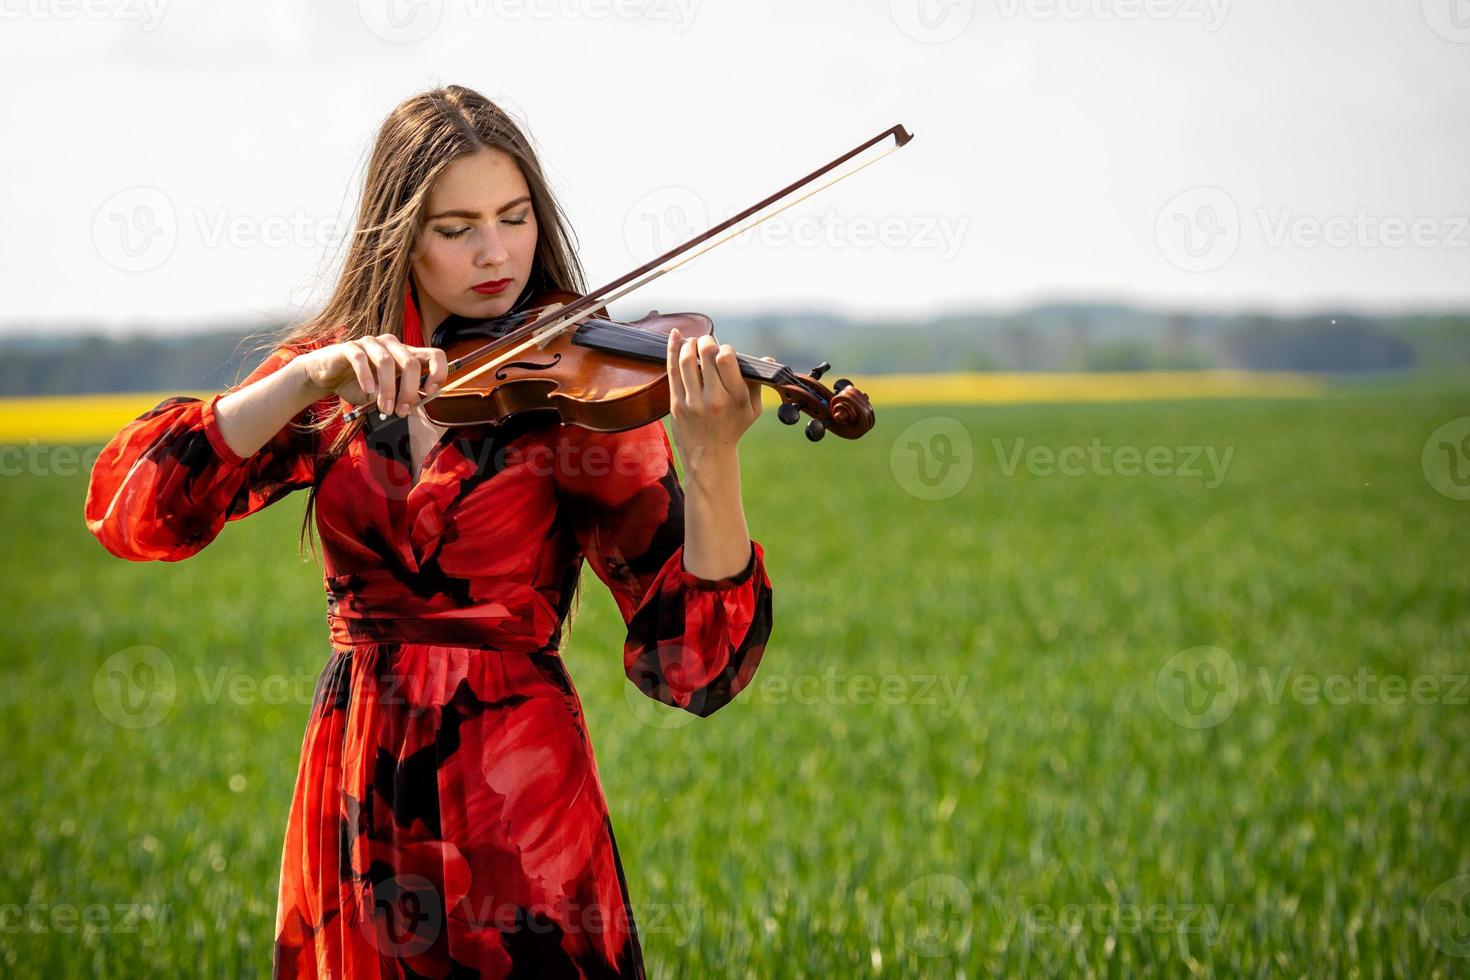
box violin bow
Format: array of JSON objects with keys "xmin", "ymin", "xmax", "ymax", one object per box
[{"xmin": 342, "ymin": 123, "xmax": 915, "ymax": 424}]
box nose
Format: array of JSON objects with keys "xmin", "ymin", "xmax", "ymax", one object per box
[{"xmin": 476, "ymin": 230, "xmax": 510, "ymax": 268}]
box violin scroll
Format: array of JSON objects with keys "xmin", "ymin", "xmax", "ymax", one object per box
[{"xmin": 770, "ymin": 363, "xmax": 875, "ymax": 442}]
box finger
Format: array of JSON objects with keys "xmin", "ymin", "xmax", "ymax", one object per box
[
  {"xmin": 344, "ymin": 346, "xmax": 375, "ymax": 401},
  {"xmin": 747, "ymin": 377, "xmax": 763, "ymax": 416},
  {"xmin": 666, "ymin": 327, "xmax": 686, "ymax": 411},
  {"xmin": 358, "ymin": 338, "xmax": 396, "ymax": 415},
  {"xmin": 696, "ymin": 336, "xmax": 724, "ymax": 408},
  {"xmin": 399, "ymin": 353, "xmax": 425, "ymax": 413},
  {"xmin": 419, "ymin": 348, "xmax": 448, "ymax": 394},
  {"xmin": 677, "ymin": 335, "xmax": 703, "ymax": 407},
  {"xmin": 379, "ymin": 336, "xmax": 420, "ymax": 415},
  {"xmin": 711, "ymin": 343, "xmax": 744, "ymax": 401}
]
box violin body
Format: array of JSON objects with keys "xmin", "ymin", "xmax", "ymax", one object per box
[{"xmin": 423, "ymin": 289, "xmax": 716, "ymax": 433}]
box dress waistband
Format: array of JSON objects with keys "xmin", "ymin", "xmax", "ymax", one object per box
[{"xmin": 327, "ymin": 612, "xmax": 560, "ymax": 655}]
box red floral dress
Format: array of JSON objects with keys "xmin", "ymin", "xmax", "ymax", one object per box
[{"xmin": 83, "ymin": 335, "xmax": 775, "ymax": 978}]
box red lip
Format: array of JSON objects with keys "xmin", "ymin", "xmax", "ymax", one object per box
[{"xmin": 472, "ymin": 278, "xmax": 513, "ymax": 295}]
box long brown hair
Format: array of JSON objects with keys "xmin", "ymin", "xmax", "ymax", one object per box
[{"xmin": 238, "ymin": 85, "xmax": 589, "ymax": 626}]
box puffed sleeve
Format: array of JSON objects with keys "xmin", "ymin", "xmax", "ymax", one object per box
[
  {"xmin": 553, "ymin": 419, "xmax": 774, "ymax": 718},
  {"xmin": 84, "ymin": 342, "xmax": 327, "ymax": 563}
]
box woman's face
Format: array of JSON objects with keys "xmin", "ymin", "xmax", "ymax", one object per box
[{"xmin": 411, "ymin": 147, "xmax": 539, "ymax": 334}]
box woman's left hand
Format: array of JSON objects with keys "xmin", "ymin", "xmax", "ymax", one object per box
[{"xmin": 666, "ymin": 327, "xmax": 773, "ymax": 463}]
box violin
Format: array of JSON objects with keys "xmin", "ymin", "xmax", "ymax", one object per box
[{"xmin": 342, "ymin": 124, "xmax": 913, "ymax": 443}]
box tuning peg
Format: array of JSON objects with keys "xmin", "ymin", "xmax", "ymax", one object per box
[
  {"xmin": 805, "ymin": 418, "xmax": 826, "ymax": 442},
  {"xmin": 777, "ymin": 402, "xmax": 801, "ymax": 425},
  {"xmin": 809, "ymin": 361, "xmax": 831, "ymax": 380},
  {"xmin": 833, "ymin": 378, "xmax": 851, "ymax": 393}
]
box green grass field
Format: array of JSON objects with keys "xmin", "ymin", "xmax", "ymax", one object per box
[{"xmin": 3, "ymin": 376, "xmax": 1468, "ymax": 977}]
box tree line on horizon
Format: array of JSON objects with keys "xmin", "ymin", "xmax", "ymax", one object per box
[{"xmin": 2, "ymin": 303, "xmax": 1467, "ymax": 396}]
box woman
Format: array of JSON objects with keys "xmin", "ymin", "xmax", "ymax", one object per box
[{"xmin": 84, "ymin": 85, "xmax": 774, "ymax": 978}]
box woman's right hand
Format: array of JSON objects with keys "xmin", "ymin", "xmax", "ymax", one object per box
[{"xmin": 297, "ymin": 334, "xmax": 449, "ymax": 418}]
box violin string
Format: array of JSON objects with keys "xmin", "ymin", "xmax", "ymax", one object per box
[
  {"xmin": 573, "ymin": 320, "xmax": 801, "ymax": 390},
  {"xmin": 573, "ymin": 321, "xmax": 788, "ymax": 382}
]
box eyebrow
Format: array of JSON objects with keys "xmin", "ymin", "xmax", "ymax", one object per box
[{"xmin": 426, "ymin": 195, "xmax": 532, "ymax": 220}]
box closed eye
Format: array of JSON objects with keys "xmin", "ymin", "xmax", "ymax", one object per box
[{"xmin": 437, "ymin": 215, "xmax": 529, "ymax": 239}]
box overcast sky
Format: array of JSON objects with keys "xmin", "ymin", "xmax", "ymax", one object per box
[{"xmin": 2, "ymin": 0, "xmax": 1467, "ymax": 337}]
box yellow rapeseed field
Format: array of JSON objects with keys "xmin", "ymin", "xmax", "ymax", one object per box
[{"xmin": 0, "ymin": 371, "xmax": 1325, "ymax": 443}]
